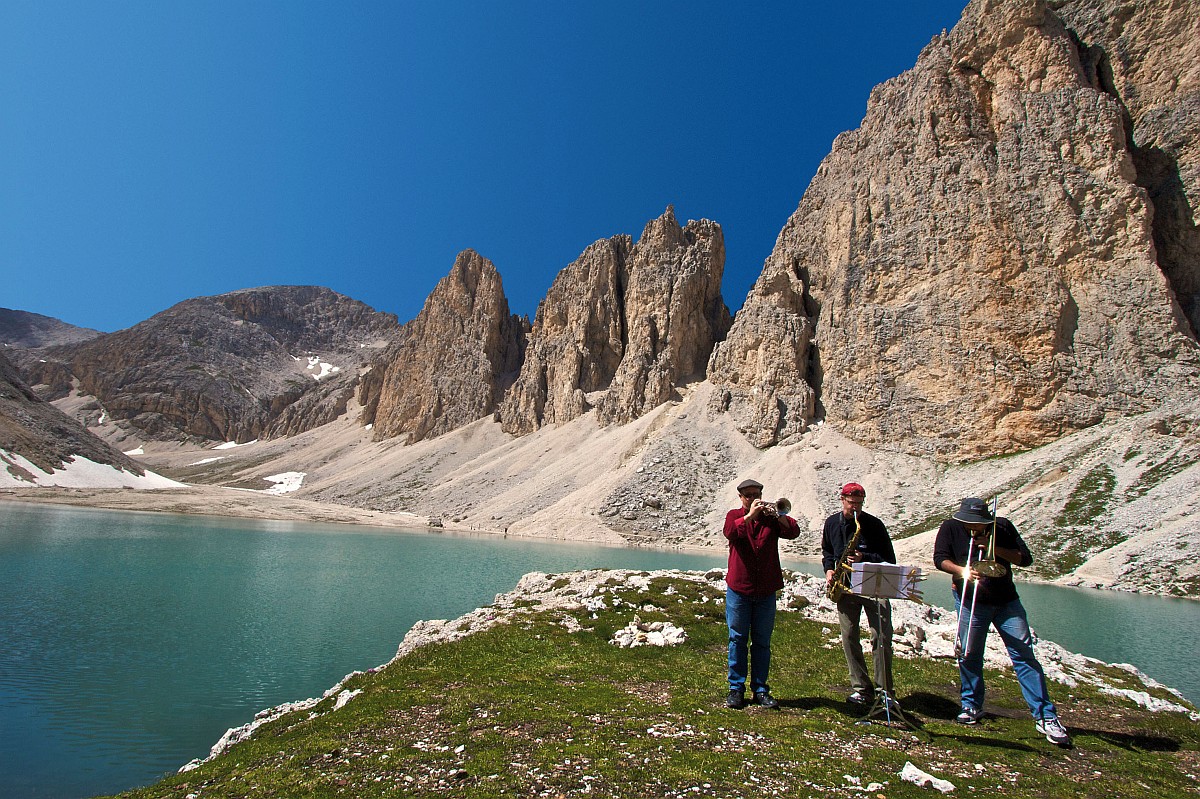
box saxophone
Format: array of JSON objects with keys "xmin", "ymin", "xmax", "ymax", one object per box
[{"xmin": 826, "ymin": 511, "xmax": 863, "ymax": 602}]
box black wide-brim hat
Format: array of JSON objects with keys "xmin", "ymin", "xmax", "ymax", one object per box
[{"xmin": 952, "ymin": 497, "xmax": 994, "ymax": 524}]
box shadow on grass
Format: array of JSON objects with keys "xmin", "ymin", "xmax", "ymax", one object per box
[
  {"xmin": 780, "ymin": 696, "xmax": 852, "ymax": 713},
  {"xmin": 1073, "ymin": 728, "xmax": 1181, "ymax": 752},
  {"xmin": 899, "ymin": 691, "xmax": 961, "ymax": 720},
  {"xmin": 896, "ymin": 692, "xmax": 1183, "ymax": 752}
]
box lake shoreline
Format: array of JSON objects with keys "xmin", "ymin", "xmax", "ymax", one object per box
[
  {"xmin": 0, "ymin": 485, "xmax": 744, "ymax": 560},
  {"xmin": 7, "ymin": 485, "xmax": 1193, "ymax": 604}
]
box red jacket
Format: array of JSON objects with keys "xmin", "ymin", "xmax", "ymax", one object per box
[{"xmin": 723, "ymin": 507, "xmax": 801, "ymax": 596}]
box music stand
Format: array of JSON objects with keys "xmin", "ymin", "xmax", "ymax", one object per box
[{"xmin": 849, "ymin": 562, "xmax": 925, "ymax": 733}]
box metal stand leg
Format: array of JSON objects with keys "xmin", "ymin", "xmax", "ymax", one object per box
[{"xmin": 856, "ymin": 601, "xmax": 922, "ymax": 734}]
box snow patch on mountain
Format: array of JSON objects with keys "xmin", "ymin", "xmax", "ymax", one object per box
[{"xmin": 0, "ymin": 449, "xmax": 185, "ymax": 489}]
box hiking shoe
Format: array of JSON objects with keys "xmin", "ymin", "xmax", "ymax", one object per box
[
  {"xmin": 726, "ymin": 690, "xmax": 746, "ymax": 709},
  {"xmin": 848, "ymin": 690, "xmax": 873, "ymax": 705},
  {"xmin": 1036, "ymin": 716, "xmax": 1072, "ymax": 746},
  {"xmin": 956, "ymin": 705, "xmax": 983, "ymax": 725},
  {"xmin": 754, "ymin": 691, "xmax": 780, "ymax": 709}
]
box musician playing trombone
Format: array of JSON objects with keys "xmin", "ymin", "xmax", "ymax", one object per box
[
  {"xmin": 821, "ymin": 482, "xmax": 898, "ymax": 708},
  {"xmin": 933, "ymin": 497, "xmax": 1072, "ymax": 746}
]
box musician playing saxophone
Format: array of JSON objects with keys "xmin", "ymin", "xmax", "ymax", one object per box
[
  {"xmin": 821, "ymin": 482, "xmax": 897, "ymax": 707},
  {"xmin": 933, "ymin": 498, "xmax": 1071, "ymax": 746}
]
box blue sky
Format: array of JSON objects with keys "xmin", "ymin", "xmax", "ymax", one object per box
[{"xmin": 2, "ymin": 2, "xmax": 966, "ymax": 334}]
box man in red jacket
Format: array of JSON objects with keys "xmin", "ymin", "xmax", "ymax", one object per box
[{"xmin": 723, "ymin": 478, "xmax": 801, "ymax": 709}]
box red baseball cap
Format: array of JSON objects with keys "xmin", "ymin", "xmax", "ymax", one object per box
[{"xmin": 840, "ymin": 482, "xmax": 866, "ymax": 497}]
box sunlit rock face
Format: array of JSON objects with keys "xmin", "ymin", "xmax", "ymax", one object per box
[
  {"xmin": 708, "ymin": 0, "xmax": 1200, "ymax": 459},
  {"xmin": 364, "ymin": 249, "xmax": 527, "ymax": 444},
  {"xmin": 499, "ymin": 206, "xmax": 730, "ymax": 435},
  {"xmin": 498, "ymin": 235, "xmax": 632, "ymax": 436}
]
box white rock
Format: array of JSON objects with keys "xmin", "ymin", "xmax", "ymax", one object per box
[{"xmin": 900, "ymin": 761, "xmax": 955, "ymax": 793}]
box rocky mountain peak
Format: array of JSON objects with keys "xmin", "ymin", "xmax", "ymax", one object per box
[
  {"xmin": 0, "ymin": 308, "xmax": 103, "ymax": 349},
  {"xmin": 13, "ymin": 286, "xmax": 399, "ymax": 444},
  {"xmin": 498, "ymin": 236, "xmax": 632, "ymax": 435},
  {"xmin": 498, "ymin": 207, "xmax": 730, "ymax": 435},
  {"xmin": 362, "ymin": 250, "xmax": 528, "ymax": 443},
  {"xmin": 595, "ymin": 207, "xmax": 731, "ymax": 425}
]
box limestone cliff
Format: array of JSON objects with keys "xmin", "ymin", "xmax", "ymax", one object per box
[
  {"xmin": 498, "ymin": 236, "xmax": 632, "ymax": 435},
  {"xmin": 595, "ymin": 208, "xmax": 731, "ymax": 425},
  {"xmin": 1054, "ymin": 0, "xmax": 1200, "ymax": 338},
  {"xmin": 500, "ymin": 207, "xmax": 730, "ymax": 435},
  {"xmin": 709, "ymin": 0, "xmax": 1200, "ymax": 459},
  {"xmin": 362, "ymin": 250, "xmax": 527, "ymax": 444}
]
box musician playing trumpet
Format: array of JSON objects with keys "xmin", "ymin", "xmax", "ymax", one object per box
[
  {"xmin": 722, "ymin": 478, "xmax": 800, "ymax": 710},
  {"xmin": 933, "ymin": 498, "xmax": 1071, "ymax": 746},
  {"xmin": 821, "ymin": 482, "xmax": 897, "ymax": 708}
]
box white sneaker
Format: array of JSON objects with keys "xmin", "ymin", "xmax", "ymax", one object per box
[
  {"xmin": 1035, "ymin": 716, "xmax": 1072, "ymax": 746},
  {"xmin": 955, "ymin": 705, "xmax": 983, "ymax": 724}
]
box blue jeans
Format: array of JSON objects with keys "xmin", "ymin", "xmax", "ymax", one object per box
[
  {"xmin": 954, "ymin": 592, "xmax": 1057, "ymax": 720},
  {"xmin": 726, "ymin": 588, "xmax": 777, "ymax": 694}
]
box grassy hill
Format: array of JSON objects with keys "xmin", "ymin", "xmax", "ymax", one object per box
[{"xmin": 111, "ymin": 571, "xmax": 1199, "ymax": 799}]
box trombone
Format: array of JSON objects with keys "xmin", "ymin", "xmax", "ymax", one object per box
[
  {"xmin": 955, "ymin": 496, "xmax": 1002, "ymax": 660},
  {"xmin": 972, "ymin": 503, "xmax": 1007, "ymax": 578}
]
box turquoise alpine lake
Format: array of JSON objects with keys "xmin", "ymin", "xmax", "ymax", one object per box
[{"xmin": 1, "ymin": 501, "xmax": 1196, "ymax": 798}]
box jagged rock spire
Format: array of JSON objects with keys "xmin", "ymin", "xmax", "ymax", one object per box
[
  {"xmin": 364, "ymin": 250, "xmax": 527, "ymax": 443},
  {"xmin": 499, "ymin": 206, "xmax": 731, "ymax": 435}
]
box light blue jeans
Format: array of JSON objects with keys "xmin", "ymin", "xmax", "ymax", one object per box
[
  {"xmin": 726, "ymin": 588, "xmax": 777, "ymax": 694},
  {"xmin": 954, "ymin": 593, "xmax": 1058, "ymax": 720}
]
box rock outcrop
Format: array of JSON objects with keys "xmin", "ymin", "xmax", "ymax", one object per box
[
  {"xmin": 595, "ymin": 208, "xmax": 731, "ymax": 425},
  {"xmin": 708, "ymin": 0, "xmax": 1200, "ymax": 459},
  {"xmin": 499, "ymin": 236, "xmax": 631, "ymax": 435},
  {"xmin": 1054, "ymin": 0, "xmax": 1200, "ymax": 339},
  {"xmin": 15, "ymin": 287, "xmax": 399, "ymax": 444},
  {"xmin": 0, "ymin": 308, "xmax": 103, "ymax": 349},
  {"xmin": 362, "ymin": 250, "xmax": 527, "ymax": 443},
  {"xmin": 0, "ymin": 351, "xmax": 146, "ymax": 478},
  {"xmin": 500, "ymin": 207, "xmax": 730, "ymax": 435}
]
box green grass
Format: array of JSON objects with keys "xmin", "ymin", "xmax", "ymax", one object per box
[
  {"xmin": 1035, "ymin": 465, "xmax": 1123, "ymax": 577},
  {"xmin": 1124, "ymin": 452, "xmax": 1194, "ymax": 500},
  {"xmin": 1034, "ymin": 527, "xmax": 1127, "ymax": 577},
  {"xmin": 892, "ymin": 504, "xmax": 958, "ymax": 540},
  {"xmin": 110, "ymin": 573, "xmax": 1200, "ymax": 799},
  {"xmin": 1055, "ymin": 465, "xmax": 1116, "ymax": 528}
]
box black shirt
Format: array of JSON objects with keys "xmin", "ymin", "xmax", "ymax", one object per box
[
  {"xmin": 821, "ymin": 510, "xmax": 896, "ymax": 572},
  {"xmin": 932, "ymin": 516, "xmax": 1033, "ymax": 605}
]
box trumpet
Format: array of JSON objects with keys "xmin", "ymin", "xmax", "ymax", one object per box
[{"xmin": 760, "ymin": 497, "xmax": 792, "ymax": 518}]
